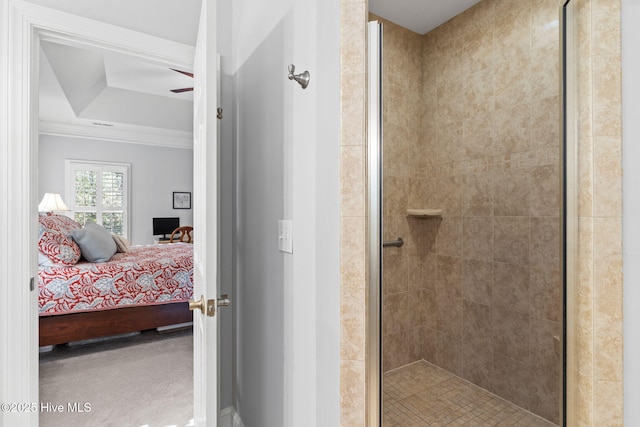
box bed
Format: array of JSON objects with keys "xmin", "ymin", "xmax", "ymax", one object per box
[{"xmin": 37, "ymin": 214, "xmax": 194, "ymax": 347}]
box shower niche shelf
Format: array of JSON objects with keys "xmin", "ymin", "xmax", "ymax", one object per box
[{"xmin": 406, "ymin": 208, "xmax": 442, "ymax": 217}]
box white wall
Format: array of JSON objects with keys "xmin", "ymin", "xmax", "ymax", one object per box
[
  {"xmin": 235, "ymin": 15, "xmax": 288, "ymax": 426},
  {"xmin": 622, "ymin": 0, "xmax": 640, "ymax": 424},
  {"xmin": 313, "ymin": 2, "xmax": 341, "ymax": 426},
  {"xmin": 38, "ymin": 134, "xmax": 193, "ymax": 245},
  {"xmin": 231, "ymin": 0, "xmax": 341, "ymax": 425}
]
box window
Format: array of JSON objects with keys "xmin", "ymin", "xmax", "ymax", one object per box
[{"xmin": 65, "ymin": 160, "xmax": 131, "ymax": 238}]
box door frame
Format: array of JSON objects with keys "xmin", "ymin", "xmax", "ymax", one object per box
[{"xmin": 0, "ymin": 1, "xmax": 194, "ymax": 424}]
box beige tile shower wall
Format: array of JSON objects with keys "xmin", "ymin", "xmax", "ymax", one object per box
[
  {"xmin": 409, "ymin": 1, "xmax": 563, "ymax": 423},
  {"xmin": 374, "ymin": 15, "xmax": 428, "ymax": 373},
  {"xmin": 340, "ymin": 0, "xmax": 368, "ymax": 425},
  {"xmin": 575, "ymin": 0, "xmax": 623, "ymax": 425}
]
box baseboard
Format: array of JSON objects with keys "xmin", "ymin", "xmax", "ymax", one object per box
[{"xmin": 220, "ymin": 406, "xmax": 245, "ymax": 427}]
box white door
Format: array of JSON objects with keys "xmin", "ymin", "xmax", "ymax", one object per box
[{"xmin": 192, "ymin": 0, "xmax": 221, "ymax": 425}]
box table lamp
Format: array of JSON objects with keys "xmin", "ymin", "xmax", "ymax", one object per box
[{"xmin": 38, "ymin": 193, "xmax": 70, "ymax": 213}]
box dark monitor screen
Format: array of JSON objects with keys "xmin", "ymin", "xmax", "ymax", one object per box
[{"xmin": 153, "ymin": 217, "xmax": 180, "ymax": 239}]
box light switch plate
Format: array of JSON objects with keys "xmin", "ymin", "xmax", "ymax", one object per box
[{"xmin": 278, "ymin": 220, "xmax": 293, "ymax": 253}]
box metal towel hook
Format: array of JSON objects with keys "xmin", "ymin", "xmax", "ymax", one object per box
[{"xmin": 288, "ymin": 64, "xmax": 310, "ymax": 89}]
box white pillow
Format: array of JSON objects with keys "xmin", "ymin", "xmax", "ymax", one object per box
[
  {"xmin": 112, "ymin": 234, "xmax": 131, "ymax": 253},
  {"xmin": 70, "ymin": 223, "xmax": 117, "ymax": 262}
]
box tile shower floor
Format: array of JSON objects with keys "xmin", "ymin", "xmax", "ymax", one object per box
[{"xmin": 383, "ymin": 361, "xmax": 557, "ymax": 427}]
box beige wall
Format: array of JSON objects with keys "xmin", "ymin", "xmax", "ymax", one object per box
[
  {"xmin": 340, "ymin": 0, "xmax": 368, "ymax": 424},
  {"xmin": 375, "ymin": 15, "xmax": 425, "ymax": 373},
  {"xmin": 340, "ymin": 0, "xmax": 623, "ymax": 426},
  {"xmin": 575, "ymin": 0, "xmax": 623, "ymax": 425}
]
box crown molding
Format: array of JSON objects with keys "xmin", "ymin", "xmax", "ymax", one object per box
[
  {"xmin": 39, "ymin": 121, "xmax": 193, "ymax": 149},
  {"xmin": 13, "ymin": 0, "xmax": 195, "ymax": 69}
]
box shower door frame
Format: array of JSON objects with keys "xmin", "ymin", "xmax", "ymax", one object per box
[
  {"xmin": 366, "ymin": 19, "xmax": 383, "ymax": 427},
  {"xmin": 366, "ymin": 2, "xmax": 579, "ymax": 424},
  {"xmin": 561, "ymin": 0, "xmax": 578, "ymax": 425}
]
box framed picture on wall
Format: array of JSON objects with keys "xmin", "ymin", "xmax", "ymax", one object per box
[{"xmin": 173, "ymin": 192, "xmax": 191, "ymax": 209}]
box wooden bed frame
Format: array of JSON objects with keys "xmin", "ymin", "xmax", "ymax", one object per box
[{"xmin": 39, "ymin": 302, "xmax": 193, "ymax": 347}]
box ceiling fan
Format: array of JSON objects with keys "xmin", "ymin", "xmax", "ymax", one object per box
[{"xmin": 169, "ymin": 68, "xmax": 193, "ymax": 93}]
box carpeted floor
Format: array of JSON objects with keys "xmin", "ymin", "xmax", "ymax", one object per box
[{"xmin": 39, "ymin": 329, "xmax": 194, "ymax": 427}]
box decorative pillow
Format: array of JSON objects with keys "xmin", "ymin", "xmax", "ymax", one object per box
[
  {"xmin": 37, "ymin": 228, "xmax": 82, "ymax": 266},
  {"xmin": 38, "ymin": 213, "xmax": 82, "ymax": 235},
  {"xmin": 112, "ymin": 234, "xmax": 131, "ymax": 253},
  {"xmin": 70, "ymin": 223, "xmax": 117, "ymax": 262}
]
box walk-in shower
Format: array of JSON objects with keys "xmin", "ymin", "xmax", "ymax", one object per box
[{"xmin": 368, "ymin": 0, "xmax": 576, "ymax": 425}]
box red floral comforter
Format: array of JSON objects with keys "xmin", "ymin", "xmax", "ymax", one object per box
[{"xmin": 39, "ymin": 243, "xmax": 193, "ymax": 316}]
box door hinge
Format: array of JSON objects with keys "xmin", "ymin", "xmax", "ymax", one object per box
[
  {"xmin": 217, "ymin": 107, "xmax": 223, "ymax": 120},
  {"xmin": 29, "ymin": 277, "xmax": 35, "ymax": 291}
]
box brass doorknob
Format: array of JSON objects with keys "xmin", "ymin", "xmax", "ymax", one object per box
[{"xmin": 189, "ymin": 295, "xmax": 205, "ymax": 313}]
